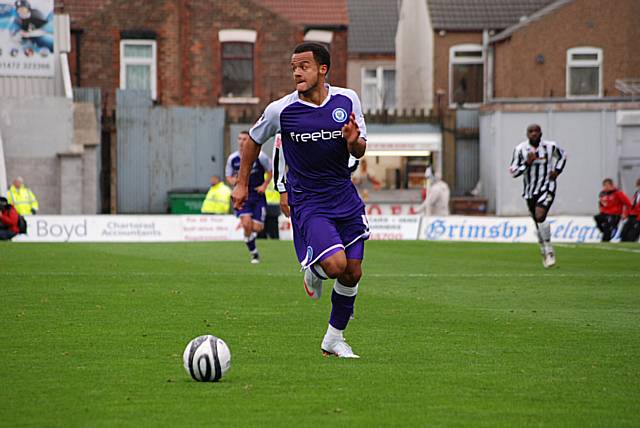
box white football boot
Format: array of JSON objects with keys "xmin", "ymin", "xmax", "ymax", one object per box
[
  {"xmin": 321, "ymin": 337, "xmax": 360, "ymax": 359},
  {"xmin": 543, "ymin": 251, "xmax": 556, "ymax": 268},
  {"xmin": 303, "ymin": 268, "xmax": 323, "ymax": 300}
]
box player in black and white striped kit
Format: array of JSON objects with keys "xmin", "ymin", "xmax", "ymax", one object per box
[{"xmin": 510, "ymin": 124, "xmax": 567, "ymax": 268}]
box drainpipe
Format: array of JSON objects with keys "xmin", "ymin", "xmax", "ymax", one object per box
[{"xmin": 483, "ymin": 29, "xmax": 494, "ymax": 102}]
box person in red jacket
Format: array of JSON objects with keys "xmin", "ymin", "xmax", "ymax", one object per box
[
  {"xmin": 594, "ymin": 178, "xmax": 632, "ymax": 242},
  {"xmin": 0, "ymin": 196, "xmax": 20, "ymax": 241},
  {"xmin": 621, "ymin": 177, "xmax": 640, "ymax": 242}
]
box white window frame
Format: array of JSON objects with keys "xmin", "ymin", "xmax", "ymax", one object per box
[
  {"xmin": 361, "ymin": 66, "xmax": 395, "ymax": 113},
  {"xmin": 119, "ymin": 39, "xmax": 157, "ymax": 100},
  {"xmin": 449, "ymin": 44, "xmax": 483, "ymax": 108},
  {"xmin": 218, "ymin": 29, "xmax": 258, "ymax": 104},
  {"xmin": 304, "ymin": 30, "xmax": 333, "ymax": 44},
  {"xmin": 219, "ymin": 29, "xmax": 257, "ymax": 44},
  {"xmin": 566, "ymin": 47, "xmax": 603, "ymax": 99}
]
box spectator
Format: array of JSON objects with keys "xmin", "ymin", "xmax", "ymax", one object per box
[
  {"xmin": 621, "ymin": 178, "xmax": 640, "ymax": 242},
  {"xmin": 420, "ymin": 173, "xmax": 450, "ymax": 216},
  {"xmin": 7, "ymin": 176, "xmax": 38, "ymax": 215},
  {"xmin": 201, "ymin": 175, "xmax": 231, "ymax": 214},
  {"xmin": 594, "ymin": 178, "xmax": 632, "ymax": 242},
  {"xmin": 0, "ymin": 196, "xmax": 20, "ymax": 241},
  {"xmin": 351, "ymin": 158, "xmax": 380, "ymax": 202},
  {"xmin": 260, "ymin": 176, "xmax": 281, "ymax": 239}
]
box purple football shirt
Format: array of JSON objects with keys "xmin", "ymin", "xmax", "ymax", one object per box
[{"xmin": 249, "ymin": 85, "xmax": 367, "ymax": 209}]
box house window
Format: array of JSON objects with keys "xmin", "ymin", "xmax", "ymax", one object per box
[
  {"xmin": 218, "ymin": 29, "xmax": 257, "ymax": 102},
  {"xmin": 119, "ymin": 40, "xmax": 157, "ymax": 100},
  {"xmin": 221, "ymin": 42, "xmax": 254, "ymax": 98},
  {"xmin": 449, "ymin": 44, "xmax": 483, "ymax": 106},
  {"xmin": 361, "ymin": 67, "xmax": 395, "ymax": 113},
  {"xmin": 567, "ymin": 47, "xmax": 602, "ymax": 98}
]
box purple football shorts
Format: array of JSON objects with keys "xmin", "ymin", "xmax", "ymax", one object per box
[
  {"xmin": 291, "ymin": 205, "xmax": 370, "ymax": 269},
  {"xmin": 235, "ymin": 194, "xmax": 266, "ymax": 223}
]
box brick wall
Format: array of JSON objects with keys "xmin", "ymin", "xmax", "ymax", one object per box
[
  {"xmin": 61, "ymin": 0, "xmax": 349, "ymax": 122},
  {"xmin": 328, "ymin": 29, "xmax": 348, "ymax": 88},
  {"xmin": 55, "ymin": 0, "xmax": 106, "ymax": 26},
  {"xmin": 433, "ymin": 31, "xmax": 483, "ymax": 109},
  {"xmin": 492, "ymin": 0, "xmax": 640, "ymax": 98}
]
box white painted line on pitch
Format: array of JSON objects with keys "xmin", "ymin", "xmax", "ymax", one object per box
[
  {"xmin": 12, "ymin": 271, "xmax": 640, "ymax": 278},
  {"xmin": 556, "ymin": 243, "xmax": 640, "ymax": 254}
]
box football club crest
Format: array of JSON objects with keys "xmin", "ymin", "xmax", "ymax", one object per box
[{"xmin": 332, "ymin": 108, "xmax": 347, "ymax": 123}]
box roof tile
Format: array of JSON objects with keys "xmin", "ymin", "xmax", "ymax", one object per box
[{"xmin": 254, "ymin": 0, "xmax": 349, "ymax": 26}]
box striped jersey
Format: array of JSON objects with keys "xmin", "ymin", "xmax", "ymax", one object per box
[{"xmin": 509, "ymin": 139, "xmax": 567, "ymax": 199}]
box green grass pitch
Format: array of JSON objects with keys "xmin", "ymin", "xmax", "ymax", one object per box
[{"xmin": 1, "ymin": 240, "xmax": 639, "ymax": 427}]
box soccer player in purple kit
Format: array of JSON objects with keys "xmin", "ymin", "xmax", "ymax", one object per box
[
  {"xmin": 232, "ymin": 42, "xmax": 369, "ymax": 358},
  {"xmin": 226, "ymin": 130, "xmax": 273, "ymax": 264}
]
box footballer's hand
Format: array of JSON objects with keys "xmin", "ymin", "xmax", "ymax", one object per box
[
  {"xmin": 526, "ymin": 151, "xmax": 537, "ymax": 165},
  {"xmin": 280, "ymin": 192, "xmax": 290, "ymax": 218},
  {"xmin": 343, "ymin": 112, "xmax": 365, "ymax": 158},
  {"xmin": 254, "ymin": 183, "xmax": 267, "ymax": 194},
  {"xmin": 549, "ymin": 170, "xmax": 559, "ymax": 180},
  {"xmin": 342, "ymin": 112, "xmax": 360, "ymax": 145},
  {"xmin": 232, "ymin": 184, "xmax": 248, "ymax": 210}
]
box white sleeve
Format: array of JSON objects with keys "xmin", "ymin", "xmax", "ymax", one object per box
[
  {"xmin": 346, "ymin": 89, "xmax": 367, "ymax": 140},
  {"xmin": 224, "ymin": 155, "xmax": 234, "ymax": 178},
  {"xmin": 249, "ymin": 102, "xmax": 280, "ymax": 145},
  {"xmin": 272, "ymin": 134, "xmax": 287, "ymax": 193},
  {"xmin": 509, "ymin": 145, "xmax": 526, "ymax": 178},
  {"xmin": 258, "ymin": 152, "xmax": 272, "ymax": 172}
]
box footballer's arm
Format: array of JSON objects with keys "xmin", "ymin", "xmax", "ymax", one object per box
[
  {"xmin": 343, "ymin": 112, "xmax": 366, "ymax": 158},
  {"xmin": 231, "ymin": 139, "xmax": 261, "ymax": 210}
]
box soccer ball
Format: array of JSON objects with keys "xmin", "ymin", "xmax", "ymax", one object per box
[{"xmin": 183, "ymin": 335, "xmax": 231, "ymax": 382}]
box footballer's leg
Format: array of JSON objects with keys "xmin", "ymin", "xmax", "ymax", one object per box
[
  {"xmin": 320, "ymin": 215, "xmax": 368, "ymax": 359},
  {"xmin": 248, "ymin": 202, "xmax": 266, "ymax": 263},
  {"xmin": 320, "ymin": 252, "xmax": 362, "ymax": 359},
  {"xmin": 534, "ymin": 194, "xmax": 555, "ymax": 268},
  {"xmin": 527, "ymin": 198, "xmax": 545, "ymax": 258},
  {"xmin": 240, "ymin": 213, "xmax": 259, "ymax": 263},
  {"xmin": 297, "ymin": 214, "xmax": 343, "ymax": 300}
]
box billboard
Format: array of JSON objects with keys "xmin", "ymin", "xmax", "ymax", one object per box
[{"xmin": 0, "ymin": 0, "xmax": 54, "ymax": 77}]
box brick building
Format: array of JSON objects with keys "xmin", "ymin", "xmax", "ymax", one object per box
[
  {"xmin": 489, "ymin": 0, "xmax": 640, "ymax": 99},
  {"xmin": 480, "ymin": 0, "xmax": 640, "ymax": 216},
  {"xmin": 57, "ymin": 0, "xmax": 349, "ymax": 121},
  {"xmin": 428, "ymin": 0, "xmax": 555, "ymax": 110}
]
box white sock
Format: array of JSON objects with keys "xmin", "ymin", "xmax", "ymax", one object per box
[
  {"xmin": 333, "ymin": 280, "xmax": 358, "ymax": 297},
  {"xmin": 325, "ymin": 324, "xmax": 344, "ymax": 340},
  {"xmin": 538, "ymin": 221, "xmax": 551, "ymax": 242}
]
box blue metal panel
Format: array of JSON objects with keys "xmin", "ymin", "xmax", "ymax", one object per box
[
  {"xmin": 456, "ymin": 109, "xmax": 479, "ymax": 130},
  {"xmin": 117, "ymin": 90, "xmax": 152, "ymax": 213},
  {"xmin": 455, "ymin": 138, "xmax": 479, "ymax": 196},
  {"xmin": 117, "ymin": 90, "xmax": 225, "ymax": 213}
]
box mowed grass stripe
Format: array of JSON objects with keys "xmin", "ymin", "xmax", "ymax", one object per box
[{"xmin": 0, "ymin": 240, "xmax": 638, "ymax": 427}]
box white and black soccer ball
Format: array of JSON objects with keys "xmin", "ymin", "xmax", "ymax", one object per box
[{"xmin": 183, "ymin": 335, "xmax": 231, "ymax": 382}]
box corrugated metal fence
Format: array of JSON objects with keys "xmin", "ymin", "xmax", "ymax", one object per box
[
  {"xmin": 454, "ymin": 109, "xmax": 480, "ymax": 195},
  {"xmin": 116, "ymin": 90, "xmax": 225, "ymax": 213}
]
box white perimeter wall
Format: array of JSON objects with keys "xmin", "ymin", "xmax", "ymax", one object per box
[{"xmin": 480, "ymin": 110, "xmax": 623, "ymax": 216}]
